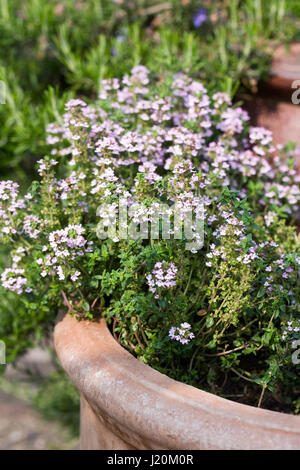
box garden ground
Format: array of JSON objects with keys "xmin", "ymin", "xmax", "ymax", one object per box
[
  {"xmin": 0, "ymin": 390, "xmax": 78, "ymax": 450},
  {"xmin": 0, "ymin": 348, "xmax": 79, "ymax": 450}
]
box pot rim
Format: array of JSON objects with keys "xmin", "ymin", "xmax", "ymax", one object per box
[{"xmin": 54, "ymin": 313, "xmax": 300, "ymax": 450}]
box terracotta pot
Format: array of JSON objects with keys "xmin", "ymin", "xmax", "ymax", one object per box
[
  {"xmin": 54, "ymin": 314, "xmax": 300, "ymax": 450},
  {"xmin": 244, "ymin": 43, "xmax": 300, "ymax": 173}
]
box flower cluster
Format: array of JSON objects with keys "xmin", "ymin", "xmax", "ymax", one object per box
[
  {"xmin": 169, "ymin": 323, "xmax": 195, "ymax": 345},
  {"xmin": 23, "ymin": 215, "xmax": 42, "ymax": 239},
  {"xmin": 146, "ymin": 261, "xmax": 178, "ymax": 297},
  {"xmin": 39, "ymin": 224, "xmax": 92, "ymax": 281},
  {"xmin": 282, "ymin": 318, "xmax": 300, "ymax": 358},
  {"xmin": 0, "ymin": 267, "xmax": 31, "ymax": 295},
  {"xmin": 0, "ymin": 181, "xmax": 25, "ymax": 236}
]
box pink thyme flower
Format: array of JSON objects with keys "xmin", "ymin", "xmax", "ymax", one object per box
[
  {"xmin": 147, "ymin": 261, "xmax": 178, "ymax": 294},
  {"xmin": 169, "ymin": 323, "xmax": 195, "ymax": 345}
]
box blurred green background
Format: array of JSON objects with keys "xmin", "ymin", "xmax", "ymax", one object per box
[{"xmin": 0, "ymin": 0, "xmax": 299, "ymax": 442}]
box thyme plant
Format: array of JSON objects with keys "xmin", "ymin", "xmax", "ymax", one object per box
[{"xmin": 1, "ymin": 67, "xmax": 299, "ymax": 410}]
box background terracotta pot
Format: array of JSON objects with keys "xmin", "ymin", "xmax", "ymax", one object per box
[
  {"xmin": 244, "ymin": 43, "xmax": 300, "ymax": 174},
  {"xmin": 54, "ymin": 314, "xmax": 300, "ymax": 450}
]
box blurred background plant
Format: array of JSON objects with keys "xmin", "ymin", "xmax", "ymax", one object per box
[
  {"xmin": 1, "ymin": 0, "xmax": 298, "ymax": 184},
  {"xmin": 1, "ymin": 0, "xmax": 300, "ymax": 440}
]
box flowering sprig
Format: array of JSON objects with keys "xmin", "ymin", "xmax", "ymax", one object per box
[
  {"xmin": 147, "ymin": 261, "xmax": 178, "ymax": 297},
  {"xmin": 282, "ymin": 319, "xmax": 300, "ymax": 344},
  {"xmin": 169, "ymin": 323, "xmax": 195, "ymax": 345}
]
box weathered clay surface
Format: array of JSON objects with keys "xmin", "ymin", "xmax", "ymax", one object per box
[
  {"xmin": 245, "ymin": 43, "xmax": 300, "ymax": 173},
  {"xmin": 54, "ymin": 314, "xmax": 300, "ymax": 450},
  {"xmin": 271, "ymin": 43, "xmax": 300, "ymax": 86},
  {"xmin": 246, "ymin": 96, "xmax": 300, "ymax": 172}
]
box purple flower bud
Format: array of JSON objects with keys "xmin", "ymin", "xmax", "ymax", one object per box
[{"xmin": 193, "ymin": 8, "xmax": 208, "ymax": 28}]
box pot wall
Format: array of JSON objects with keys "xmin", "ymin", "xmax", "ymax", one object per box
[
  {"xmin": 244, "ymin": 93, "xmax": 300, "ymax": 174},
  {"xmin": 54, "ymin": 314, "xmax": 300, "ymax": 450},
  {"xmin": 245, "ymin": 43, "xmax": 300, "ymax": 173}
]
